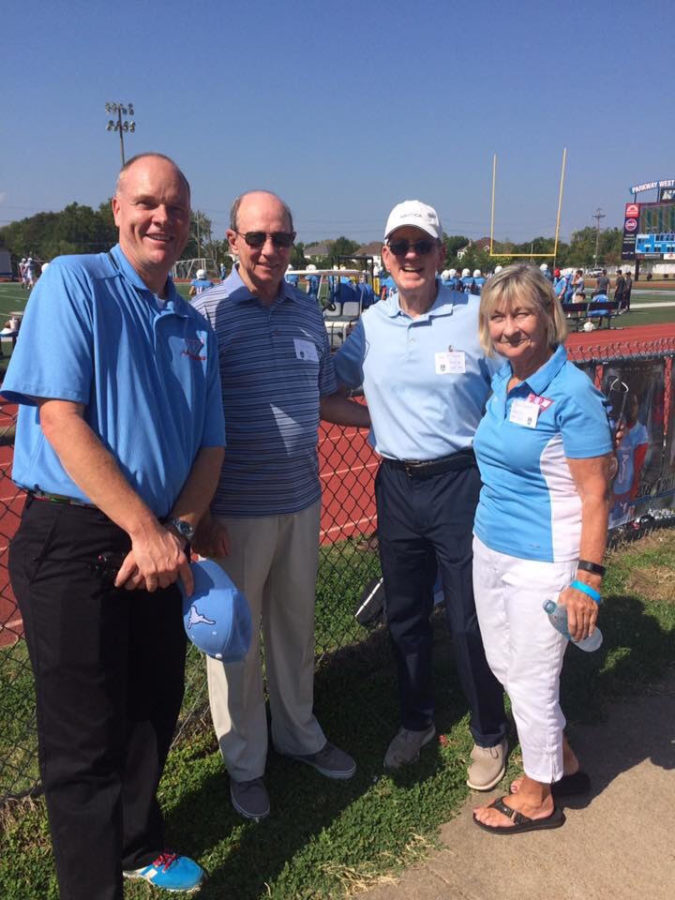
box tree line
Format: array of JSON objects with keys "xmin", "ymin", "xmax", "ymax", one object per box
[{"xmin": 0, "ymin": 202, "xmax": 622, "ymax": 273}]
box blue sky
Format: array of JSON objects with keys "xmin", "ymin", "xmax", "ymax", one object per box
[{"xmin": 2, "ymin": 0, "xmax": 672, "ymax": 245}]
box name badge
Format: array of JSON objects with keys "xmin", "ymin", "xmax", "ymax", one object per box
[
  {"xmin": 435, "ymin": 350, "xmax": 466, "ymax": 374},
  {"xmin": 509, "ymin": 398, "xmax": 540, "ymax": 428},
  {"xmin": 294, "ymin": 338, "xmax": 318, "ymax": 362}
]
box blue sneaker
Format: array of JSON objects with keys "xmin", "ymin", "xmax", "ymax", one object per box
[{"xmin": 123, "ymin": 851, "xmax": 204, "ymax": 893}]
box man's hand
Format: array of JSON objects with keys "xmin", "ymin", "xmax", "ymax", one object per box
[
  {"xmin": 192, "ymin": 512, "xmax": 230, "ymax": 559},
  {"xmin": 115, "ymin": 523, "xmax": 193, "ymax": 594}
]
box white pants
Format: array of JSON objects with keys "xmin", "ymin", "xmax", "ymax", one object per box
[
  {"xmin": 472, "ymin": 536, "xmax": 577, "ymax": 783},
  {"xmin": 206, "ymin": 501, "xmax": 326, "ymax": 782}
]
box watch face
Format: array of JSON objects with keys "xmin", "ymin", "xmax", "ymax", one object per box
[{"xmin": 171, "ymin": 518, "xmax": 194, "ymax": 540}]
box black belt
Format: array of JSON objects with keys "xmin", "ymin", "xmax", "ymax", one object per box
[{"xmin": 382, "ymin": 448, "xmax": 476, "ymax": 478}]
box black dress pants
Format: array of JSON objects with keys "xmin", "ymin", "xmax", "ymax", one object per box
[
  {"xmin": 9, "ymin": 497, "xmax": 186, "ymax": 900},
  {"xmin": 375, "ymin": 461, "xmax": 507, "ymax": 745}
]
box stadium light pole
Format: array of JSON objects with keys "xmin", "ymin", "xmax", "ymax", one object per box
[
  {"xmin": 105, "ymin": 102, "xmax": 136, "ymax": 166},
  {"xmin": 592, "ymin": 207, "xmax": 605, "ymax": 266}
]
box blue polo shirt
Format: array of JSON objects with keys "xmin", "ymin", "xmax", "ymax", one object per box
[
  {"xmin": 473, "ymin": 345, "xmax": 612, "ymax": 563},
  {"xmin": 334, "ymin": 283, "xmax": 498, "ymax": 460},
  {"xmin": 3, "ymin": 244, "xmax": 225, "ymax": 517},
  {"xmin": 192, "ymin": 267, "xmax": 337, "ymax": 516}
]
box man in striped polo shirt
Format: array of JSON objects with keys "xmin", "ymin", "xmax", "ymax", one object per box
[{"xmin": 193, "ymin": 190, "xmax": 369, "ymax": 822}]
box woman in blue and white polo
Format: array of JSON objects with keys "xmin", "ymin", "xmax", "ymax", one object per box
[{"xmin": 471, "ymin": 264, "xmax": 613, "ymax": 834}]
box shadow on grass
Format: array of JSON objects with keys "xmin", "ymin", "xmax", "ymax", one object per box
[
  {"xmin": 160, "ymin": 623, "xmax": 473, "ymax": 899},
  {"xmin": 556, "ymin": 592, "xmax": 675, "ymax": 812}
]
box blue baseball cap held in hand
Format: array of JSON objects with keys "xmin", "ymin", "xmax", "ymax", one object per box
[{"xmin": 180, "ymin": 558, "xmax": 252, "ymax": 662}]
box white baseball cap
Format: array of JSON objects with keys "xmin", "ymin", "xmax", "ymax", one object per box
[
  {"xmin": 473, "ymin": 269, "xmax": 481, "ymax": 277},
  {"xmin": 196, "ymin": 268, "xmax": 207, "ymax": 280},
  {"xmin": 384, "ymin": 200, "xmax": 442, "ymax": 240}
]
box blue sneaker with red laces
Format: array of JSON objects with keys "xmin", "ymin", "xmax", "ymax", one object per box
[{"xmin": 123, "ymin": 851, "xmax": 204, "ymax": 893}]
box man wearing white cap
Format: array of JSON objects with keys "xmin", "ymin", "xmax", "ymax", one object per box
[{"xmin": 334, "ymin": 200, "xmax": 508, "ymax": 788}]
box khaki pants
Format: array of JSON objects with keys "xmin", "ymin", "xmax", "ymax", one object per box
[{"xmin": 206, "ymin": 501, "xmax": 325, "ymax": 781}]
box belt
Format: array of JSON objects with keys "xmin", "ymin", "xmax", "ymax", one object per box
[
  {"xmin": 29, "ymin": 489, "xmax": 97, "ymax": 509},
  {"xmin": 382, "ymin": 448, "xmax": 476, "ymax": 478}
]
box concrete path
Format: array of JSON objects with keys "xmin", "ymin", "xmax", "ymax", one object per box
[{"xmin": 361, "ymin": 671, "xmax": 675, "ymax": 900}]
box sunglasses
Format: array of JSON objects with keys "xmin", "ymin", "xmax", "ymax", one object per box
[
  {"xmin": 236, "ymin": 231, "xmax": 296, "ymax": 249},
  {"xmin": 386, "ymin": 238, "xmax": 436, "ymax": 256}
]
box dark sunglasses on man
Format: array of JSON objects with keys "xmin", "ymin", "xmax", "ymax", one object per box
[
  {"xmin": 236, "ymin": 231, "xmax": 296, "ymax": 249},
  {"xmin": 386, "ymin": 237, "xmax": 436, "ymax": 256}
]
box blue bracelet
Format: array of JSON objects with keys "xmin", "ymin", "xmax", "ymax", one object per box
[{"xmin": 570, "ymin": 579, "xmax": 602, "ymax": 604}]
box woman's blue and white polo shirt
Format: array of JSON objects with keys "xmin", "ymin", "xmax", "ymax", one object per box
[{"xmin": 473, "ymin": 344, "xmax": 612, "ymax": 563}]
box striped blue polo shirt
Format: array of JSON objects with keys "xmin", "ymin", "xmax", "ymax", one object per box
[{"xmin": 192, "ymin": 267, "xmax": 337, "ymax": 516}]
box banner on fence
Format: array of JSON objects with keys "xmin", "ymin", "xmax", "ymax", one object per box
[{"xmin": 602, "ymin": 357, "xmax": 673, "ymax": 527}]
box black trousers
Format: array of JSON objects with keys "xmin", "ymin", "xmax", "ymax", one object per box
[
  {"xmin": 375, "ymin": 461, "xmax": 507, "ymax": 745},
  {"xmin": 9, "ymin": 497, "xmax": 186, "ymax": 900}
]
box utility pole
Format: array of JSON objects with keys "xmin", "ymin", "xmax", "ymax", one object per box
[{"xmin": 592, "ymin": 207, "xmax": 605, "ymax": 266}]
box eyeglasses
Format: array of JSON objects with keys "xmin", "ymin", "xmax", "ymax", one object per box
[
  {"xmin": 386, "ymin": 238, "xmax": 436, "ymax": 256},
  {"xmin": 236, "ymin": 231, "xmax": 296, "ymax": 249}
]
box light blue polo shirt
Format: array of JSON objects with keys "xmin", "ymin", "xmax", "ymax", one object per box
[
  {"xmin": 334, "ymin": 282, "xmax": 498, "ymax": 460},
  {"xmin": 3, "ymin": 244, "xmax": 225, "ymax": 517},
  {"xmin": 193, "ymin": 267, "xmax": 337, "ymax": 517},
  {"xmin": 473, "ymin": 345, "xmax": 613, "ymax": 563}
]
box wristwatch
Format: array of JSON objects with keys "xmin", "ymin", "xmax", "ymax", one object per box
[{"xmin": 168, "ymin": 517, "xmax": 195, "ymax": 543}]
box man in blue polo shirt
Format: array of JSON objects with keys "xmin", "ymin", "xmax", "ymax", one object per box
[
  {"xmin": 192, "ymin": 190, "xmax": 369, "ymax": 822},
  {"xmin": 4, "ymin": 153, "xmax": 225, "ymax": 898},
  {"xmin": 334, "ymin": 200, "xmax": 508, "ymax": 789}
]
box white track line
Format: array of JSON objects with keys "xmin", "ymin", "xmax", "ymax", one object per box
[
  {"xmin": 320, "ymin": 513, "xmax": 377, "ymax": 537},
  {"xmin": 320, "ymin": 461, "xmax": 378, "ymax": 480}
]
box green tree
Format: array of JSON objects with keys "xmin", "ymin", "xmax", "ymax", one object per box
[
  {"xmin": 290, "ymin": 241, "xmax": 307, "ymax": 269},
  {"xmin": 443, "ymin": 235, "xmax": 470, "ymax": 268},
  {"xmin": 330, "ymin": 236, "xmax": 360, "ymax": 261}
]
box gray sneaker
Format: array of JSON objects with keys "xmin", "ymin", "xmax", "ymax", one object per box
[
  {"xmin": 466, "ymin": 738, "xmax": 508, "ymax": 791},
  {"xmin": 384, "ymin": 724, "xmax": 436, "ymax": 770},
  {"xmin": 289, "ymin": 741, "xmax": 356, "ymax": 779},
  {"xmin": 230, "ymin": 777, "xmax": 270, "ymax": 821}
]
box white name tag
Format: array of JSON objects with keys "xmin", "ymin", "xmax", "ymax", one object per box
[
  {"xmin": 294, "ymin": 338, "xmax": 318, "ymax": 362},
  {"xmin": 509, "ymin": 398, "xmax": 540, "ymax": 428},
  {"xmin": 435, "ymin": 350, "xmax": 466, "ymax": 374}
]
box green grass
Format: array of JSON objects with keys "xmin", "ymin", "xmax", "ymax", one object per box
[{"xmin": 1, "ymin": 530, "xmax": 673, "ymax": 899}]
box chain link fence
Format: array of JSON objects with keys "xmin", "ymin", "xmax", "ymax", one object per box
[{"xmin": 1, "ymin": 340, "xmax": 674, "ymax": 801}]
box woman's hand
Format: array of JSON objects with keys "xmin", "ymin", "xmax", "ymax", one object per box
[{"xmin": 557, "ymin": 582, "xmax": 599, "ymax": 642}]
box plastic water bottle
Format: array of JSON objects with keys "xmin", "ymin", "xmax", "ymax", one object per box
[{"xmin": 543, "ymin": 600, "xmax": 603, "ymax": 652}]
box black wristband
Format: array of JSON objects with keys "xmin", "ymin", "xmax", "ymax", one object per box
[{"xmin": 577, "ymin": 559, "xmax": 606, "ymax": 577}]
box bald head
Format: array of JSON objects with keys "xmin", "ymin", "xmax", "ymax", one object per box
[
  {"xmin": 116, "ymin": 153, "xmax": 190, "ymax": 200},
  {"xmin": 230, "ymin": 190, "xmax": 293, "ymax": 234}
]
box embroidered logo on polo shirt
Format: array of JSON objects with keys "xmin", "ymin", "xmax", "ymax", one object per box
[
  {"xmin": 527, "ymin": 392, "xmax": 554, "ymax": 410},
  {"xmin": 183, "ymin": 337, "xmax": 206, "ymax": 361}
]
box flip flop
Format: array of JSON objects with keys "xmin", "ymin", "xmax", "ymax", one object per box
[
  {"xmin": 552, "ymin": 771, "xmax": 591, "ymax": 798},
  {"xmin": 473, "ymin": 797, "xmax": 566, "ymax": 835}
]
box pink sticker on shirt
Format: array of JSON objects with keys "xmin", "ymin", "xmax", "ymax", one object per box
[{"xmin": 527, "ymin": 393, "xmax": 554, "ymax": 410}]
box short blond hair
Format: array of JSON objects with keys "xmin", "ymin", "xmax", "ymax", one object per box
[{"xmin": 478, "ymin": 264, "xmax": 568, "ymax": 356}]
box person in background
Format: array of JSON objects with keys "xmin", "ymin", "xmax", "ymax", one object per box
[
  {"xmin": 471, "ymin": 264, "xmax": 612, "ymax": 834},
  {"xmin": 189, "ymin": 267, "xmax": 214, "ymax": 297},
  {"xmin": 623, "ymin": 271, "xmax": 633, "ymax": 311},
  {"xmin": 4, "ymin": 153, "xmax": 225, "ymax": 897},
  {"xmin": 614, "ymin": 269, "xmax": 627, "ymax": 307},
  {"xmin": 592, "ymin": 268, "xmax": 610, "ymax": 298},
  {"xmin": 334, "ymin": 200, "xmax": 508, "ymax": 789}
]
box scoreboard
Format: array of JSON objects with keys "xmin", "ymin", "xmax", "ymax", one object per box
[{"xmin": 622, "ymin": 198, "xmax": 675, "ymax": 260}]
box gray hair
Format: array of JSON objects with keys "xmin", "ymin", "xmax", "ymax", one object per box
[{"xmin": 478, "ymin": 263, "xmax": 568, "ymax": 356}]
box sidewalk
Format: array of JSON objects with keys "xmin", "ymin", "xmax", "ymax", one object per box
[{"xmin": 361, "ymin": 670, "xmax": 675, "ymax": 900}]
